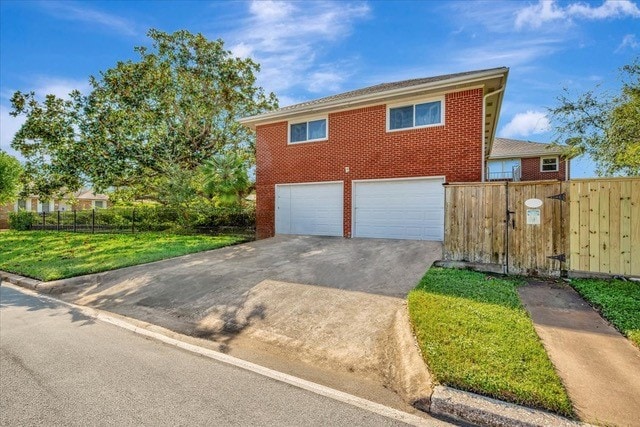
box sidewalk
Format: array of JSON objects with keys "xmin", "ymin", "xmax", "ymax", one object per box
[{"xmin": 518, "ymin": 281, "xmax": 640, "ymax": 427}]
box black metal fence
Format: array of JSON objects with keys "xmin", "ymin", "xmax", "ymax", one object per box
[{"xmin": 8, "ymin": 205, "xmax": 255, "ymax": 236}]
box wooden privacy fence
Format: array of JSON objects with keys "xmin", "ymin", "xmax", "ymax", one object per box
[
  {"xmin": 444, "ymin": 177, "xmax": 640, "ymax": 277},
  {"xmin": 569, "ymin": 178, "xmax": 640, "ymax": 276}
]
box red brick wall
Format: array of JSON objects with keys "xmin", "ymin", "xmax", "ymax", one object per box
[
  {"xmin": 255, "ymin": 88, "xmax": 484, "ymax": 239},
  {"xmin": 520, "ymin": 157, "xmax": 568, "ymax": 181}
]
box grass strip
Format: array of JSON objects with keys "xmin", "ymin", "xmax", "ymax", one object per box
[
  {"xmin": 0, "ymin": 231, "xmax": 247, "ymax": 281},
  {"xmin": 570, "ymin": 278, "xmax": 640, "ymax": 347},
  {"xmin": 408, "ymin": 267, "xmax": 573, "ymax": 416}
]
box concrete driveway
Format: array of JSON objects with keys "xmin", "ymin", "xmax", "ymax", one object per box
[{"xmin": 52, "ymin": 235, "xmax": 442, "ymax": 407}]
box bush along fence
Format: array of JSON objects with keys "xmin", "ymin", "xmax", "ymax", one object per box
[{"xmin": 7, "ymin": 205, "xmax": 256, "ymax": 236}]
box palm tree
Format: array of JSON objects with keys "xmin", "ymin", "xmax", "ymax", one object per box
[{"xmin": 201, "ymin": 152, "xmax": 250, "ymax": 207}]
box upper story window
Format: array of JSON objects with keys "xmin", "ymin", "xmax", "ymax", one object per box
[
  {"xmin": 541, "ymin": 157, "xmax": 559, "ymax": 172},
  {"xmin": 487, "ymin": 158, "xmax": 521, "ymax": 180},
  {"xmin": 289, "ymin": 118, "xmax": 327, "ymax": 144},
  {"xmin": 388, "ymin": 97, "xmax": 444, "ymax": 131},
  {"xmin": 93, "ymin": 200, "xmax": 106, "ymax": 209}
]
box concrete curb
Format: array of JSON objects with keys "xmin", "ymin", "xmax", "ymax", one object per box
[
  {"xmin": 0, "ymin": 271, "xmax": 43, "ymax": 292},
  {"xmin": 0, "ymin": 270, "xmax": 104, "ymax": 295},
  {"xmin": 430, "ymin": 386, "xmax": 591, "ymax": 427},
  {"xmin": 383, "ymin": 306, "xmax": 433, "ymax": 411}
]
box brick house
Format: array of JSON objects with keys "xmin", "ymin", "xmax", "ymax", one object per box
[
  {"xmin": 239, "ymin": 67, "xmax": 509, "ymax": 240},
  {"xmin": 487, "ymin": 137, "xmax": 569, "ymax": 182},
  {"xmin": 0, "ymin": 189, "xmax": 110, "ymax": 228}
]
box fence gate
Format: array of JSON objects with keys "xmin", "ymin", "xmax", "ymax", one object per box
[
  {"xmin": 444, "ymin": 180, "xmax": 569, "ymax": 276},
  {"xmin": 505, "ymin": 181, "xmax": 569, "ymax": 275}
]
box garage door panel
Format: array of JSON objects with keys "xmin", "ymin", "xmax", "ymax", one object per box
[
  {"xmin": 353, "ymin": 178, "xmax": 444, "ymax": 241},
  {"xmin": 276, "ymin": 183, "xmax": 343, "ymax": 237}
]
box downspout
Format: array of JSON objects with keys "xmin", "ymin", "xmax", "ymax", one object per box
[{"xmin": 481, "ymin": 86, "xmax": 505, "ymax": 182}]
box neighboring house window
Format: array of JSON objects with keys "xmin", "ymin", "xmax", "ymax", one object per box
[
  {"xmin": 388, "ymin": 97, "xmax": 444, "ymax": 131},
  {"xmin": 39, "ymin": 201, "xmax": 52, "ymax": 213},
  {"xmin": 17, "ymin": 199, "xmax": 27, "ymax": 211},
  {"xmin": 541, "ymin": 157, "xmax": 559, "ymax": 172},
  {"xmin": 289, "ymin": 118, "xmax": 327, "ymax": 143},
  {"xmin": 487, "ymin": 159, "xmax": 520, "ymax": 180},
  {"xmin": 93, "ymin": 200, "xmax": 105, "ymax": 209}
]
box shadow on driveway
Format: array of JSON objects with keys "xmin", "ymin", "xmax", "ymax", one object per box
[{"xmin": 49, "ymin": 235, "xmax": 441, "ymax": 381}]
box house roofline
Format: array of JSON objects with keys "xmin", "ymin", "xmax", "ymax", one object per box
[
  {"xmin": 239, "ymin": 67, "xmax": 509, "ymax": 129},
  {"xmin": 488, "ymin": 153, "xmax": 566, "ymax": 160}
]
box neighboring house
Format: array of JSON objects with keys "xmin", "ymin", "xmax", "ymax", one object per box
[
  {"xmin": 239, "ymin": 67, "xmax": 509, "ymax": 240},
  {"xmin": 487, "ymin": 137, "xmax": 569, "ymax": 182},
  {"xmin": 0, "ymin": 189, "xmax": 110, "ymax": 228}
]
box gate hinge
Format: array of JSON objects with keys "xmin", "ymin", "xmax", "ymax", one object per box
[
  {"xmin": 547, "ymin": 253, "xmax": 566, "ymax": 262},
  {"xmin": 547, "ymin": 192, "xmax": 566, "ymax": 202}
]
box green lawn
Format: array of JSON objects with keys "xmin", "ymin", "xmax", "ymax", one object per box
[
  {"xmin": 0, "ymin": 231, "xmax": 248, "ymax": 281},
  {"xmin": 408, "ymin": 267, "xmax": 573, "ymax": 417},
  {"xmin": 570, "ymin": 278, "xmax": 640, "ymax": 348}
]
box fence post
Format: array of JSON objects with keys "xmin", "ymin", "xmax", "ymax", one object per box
[
  {"xmin": 131, "ymin": 208, "xmax": 135, "ymax": 234},
  {"xmin": 42, "ymin": 211, "xmax": 45, "ymax": 230},
  {"xmin": 73, "ymin": 210, "xmax": 77, "ymax": 232},
  {"xmin": 57, "ymin": 210, "xmax": 60, "ymax": 231},
  {"xmin": 92, "ymin": 209, "xmax": 95, "ymax": 234}
]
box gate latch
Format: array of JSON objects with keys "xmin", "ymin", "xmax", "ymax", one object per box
[{"xmin": 547, "ymin": 253, "xmax": 566, "ymax": 262}]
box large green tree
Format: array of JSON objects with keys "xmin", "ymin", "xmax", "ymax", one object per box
[
  {"xmin": 550, "ymin": 58, "xmax": 640, "ymax": 176},
  {"xmin": 10, "ymin": 29, "xmax": 277, "ymax": 200},
  {"xmin": 0, "ymin": 151, "xmax": 22, "ymax": 204}
]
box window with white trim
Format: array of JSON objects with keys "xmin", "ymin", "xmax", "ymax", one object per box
[
  {"xmin": 541, "ymin": 157, "xmax": 559, "ymax": 172},
  {"xmin": 289, "ymin": 118, "xmax": 327, "ymax": 143},
  {"xmin": 17, "ymin": 199, "xmax": 27, "ymax": 210},
  {"xmin": 39, "ymin": 200, "xmax": 52, "ymax": 213},
  {"xmin": 388, "ymin": 98, "xmax": 443, "ymax": 130},
  {"xmin": 93, "ymin": 200, "xmax": 105, "ymax": 209}
]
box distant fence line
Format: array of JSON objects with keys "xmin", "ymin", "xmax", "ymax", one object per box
[{"xmin": 5, "ymin": 205, "xmax": 256, "ymax": 236}]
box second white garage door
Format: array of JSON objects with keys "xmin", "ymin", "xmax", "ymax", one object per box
[
  {"xmin": 353, "ymin": 178, "xmax": 444, "ymax": 241},
  {"xmin": 275, "ymin": 182, "xmax": 343, "ymax": 237}
]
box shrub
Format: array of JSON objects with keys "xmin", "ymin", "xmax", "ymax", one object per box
[{"xmin": 8, "ymin": 210, "xmax": 37, "ymax": 231}]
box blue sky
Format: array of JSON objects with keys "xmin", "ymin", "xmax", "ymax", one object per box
[{"xmin": 1, "ymin": 0, "xmax": 639, "ymax": 177}]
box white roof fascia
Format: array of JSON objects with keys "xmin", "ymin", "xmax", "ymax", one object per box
[{"xmin": 239, "ymin": 68, "xmax": 508, "ymax": 129}]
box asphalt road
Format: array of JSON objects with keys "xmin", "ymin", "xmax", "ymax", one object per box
[{"xmin": 0, "ymin": 284, "xmax": 449, "ymax": 426}]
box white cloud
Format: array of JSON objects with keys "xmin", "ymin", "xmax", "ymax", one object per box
[
  {"xmin": 276, "ymin": 95, "xmax": 305, "ymax": 107},
  {"xmin": 516, "ymin": 0, "xmax": 640, "ymax": 29},
  {"xmin": 230, "ymin": 42, "xmax": 254, "ymax": 59},
  {"xmin": 616, "ymin": 34, "xmax": 640, "ymax": 52},
  {"xmin": 307, "ymin": 70, "xmax": 348, "ymax": 93},
  {"xmin": 41, "ymin": 1, "xmax": 139, "ymax": 36},
  {"xmin": 453, "ymin": 39, "xmax": 561, "ymax": 69},
  {"xmin": 567, "ymin": 0, "xmax": 640, "ymax": 19},
  {"xmin": 0, "ymin": 105, "xmax": 26, "ymax": 160},
  {"xmin": 500, "ymin": 111, "xmax": 550, "ymax": 138},
  {"xmin": 33, "ymin": 77, "xmax": 91, "ymax": 100},
  {"xmin": 226, "ymin": 0, "xmax": 370, "ymax": 96}
]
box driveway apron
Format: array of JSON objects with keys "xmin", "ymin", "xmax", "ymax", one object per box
[{"xmin": 51, "ymin": 235, "xmax": 442, "ymax": 406}]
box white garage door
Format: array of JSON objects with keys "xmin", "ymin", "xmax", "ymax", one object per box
[
  {"xmin": 275, "ymin": 182, "xmax": 343, "ymax": 236},
  {"xmin": 353, "ymin": 178, "xmax": 444, "ymax": 241}
]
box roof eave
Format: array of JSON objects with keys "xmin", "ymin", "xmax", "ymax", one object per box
[
  {"xmin": 488, "ymin": 152, "xmax": 566, "ymax": 160},
  {"xmin": 239, "ymin": 68, "xmax": 509, "ymax": 129}
]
